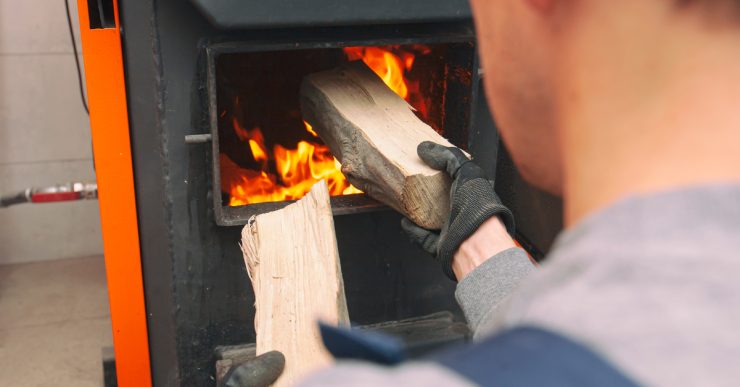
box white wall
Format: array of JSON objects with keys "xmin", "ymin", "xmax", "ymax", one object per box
[{"xmin": 0, "ymin": 0, "xmax": 103, "ymax": 264}]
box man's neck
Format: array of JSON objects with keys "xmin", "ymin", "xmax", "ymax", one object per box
[{"xmin": 559, "ymin": 19, "xmax": 740, "ymax": 226}]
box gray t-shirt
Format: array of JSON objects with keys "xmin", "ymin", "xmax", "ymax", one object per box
[{"xmin": 304, "ymin": 184, "xmax": 740, "ymax": 386}]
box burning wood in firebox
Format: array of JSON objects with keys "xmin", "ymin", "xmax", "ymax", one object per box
[{"xmin": 220, "ymin": 45, "xmax": 444, "ymax": 209}]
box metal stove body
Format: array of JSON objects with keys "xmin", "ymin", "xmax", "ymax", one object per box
[{"xmin": 80, "ymin": 0, "xmax": 564, "ymax": 385}]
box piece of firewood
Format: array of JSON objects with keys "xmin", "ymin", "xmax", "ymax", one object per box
[
  {"xmin": 240, "ymin": 180, "xmax": 349, "ymax": 387},
  {"xmin": 300, "ymin": 62, "xmax": 457, "ymax": 229}
]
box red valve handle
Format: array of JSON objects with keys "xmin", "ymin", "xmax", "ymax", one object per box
[{"xmin": 30, "ymin": 192, "xmax": 81, "ymax": 203}]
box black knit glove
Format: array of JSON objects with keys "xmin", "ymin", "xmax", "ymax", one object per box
[
  {"xmin": 220, "ymin": 351, "xmax": 285, "ymax": 387},
  {"xmin": 401, "ymin": 141, "xmax": 515, "ymax": 281}
]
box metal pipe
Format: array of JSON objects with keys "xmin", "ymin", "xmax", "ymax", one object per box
[
  {"xmin": 0, "ymin": 190, "xmax": 30, "ymax": 208},
  {"xmin": 185, "ymin": 134, "xmax": 212, "ymax": 143}
]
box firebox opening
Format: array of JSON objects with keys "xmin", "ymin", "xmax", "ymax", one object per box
[{"xmin": 215, "ymin": 43, "xmax": 471, "ymax": 210}]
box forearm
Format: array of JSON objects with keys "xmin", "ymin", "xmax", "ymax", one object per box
[
  {"xmin": 455, "ymin": 247, "xmax": 535, "ymax": 336},
  {"xmin": 452, "ymin": 217, "xmax": 519, "ymax": 280},
  {"xmin": 452, "ymin": 217, "xmax": 537, "ymax": 337}
]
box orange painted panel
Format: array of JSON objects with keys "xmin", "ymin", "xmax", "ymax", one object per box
[{"xmin": 76, "ymin": 1, "xmax": 153, "ymax": 386}]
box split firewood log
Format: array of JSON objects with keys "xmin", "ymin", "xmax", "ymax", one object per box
[
  {"xmin": 301, "ymin": 62, "xmax": 460, "ymax": 229},
  {"xmin": 241, "ymin": 181, "xmax": 349, "ymax": 386}
]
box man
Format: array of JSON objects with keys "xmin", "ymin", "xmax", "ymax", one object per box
[{"xmin": 229, "ymin": 0, "xmax": 740, "ymax": 385}]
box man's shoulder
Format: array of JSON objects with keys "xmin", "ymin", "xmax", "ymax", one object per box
[{"xmin": 490, "ymin": 183, "xmax": 740, "ymax": 387}]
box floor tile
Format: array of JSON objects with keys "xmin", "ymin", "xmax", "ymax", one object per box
[
  {"xmin": 0, "ymin": 317, "xmax": 112, "ymax": 387},
  {"xmin": 0, "ymin": 256, "xmax": 109, "ymax": 328},
  {"xmin": 0, "ymin": 256, "xmax": 112, "ymax": 386}
]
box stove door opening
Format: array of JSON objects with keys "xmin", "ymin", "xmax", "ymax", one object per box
[{"xmin": 209, "ymin": 41, "xmax": 476, "ymax": 225}]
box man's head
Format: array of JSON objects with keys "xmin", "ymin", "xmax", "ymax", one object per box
[
  {"xmin": 470, "ymin": 0, "xmax": 740, "ymax": 198},
  {"xmin": 470, "ymin": 0, "xmax": 563, "ymax": 195}
]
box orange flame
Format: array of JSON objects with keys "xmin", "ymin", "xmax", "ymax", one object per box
[
  {"xmin": 249, "ymin": 139, "xmax": 267, "ymax": 162},
  {"xmin": 303, "ymin": 121, "xmax": 319, "ymax": 137},
  {"xmin": 342, "ymin": 46, "xmax": 435, "ymax": 126},
  {"xmin": 227, "ymin": 123, "xmax": 361, "ymax": 206},
  {"xmin": 344, "ymin": 46, "xmax": 409, "ymax": 99},
  {"xmin": 234, "ymin": 118, "xmax": 269, "ymax": 164}
]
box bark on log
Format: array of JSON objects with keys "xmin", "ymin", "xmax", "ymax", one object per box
[
  {"xmin": 300, "ymin": 62, "xmax": 457, "ymax": 229},
  {"xmin": 240, "ymin": 180, "xmax": 349, "ymax": 387}
]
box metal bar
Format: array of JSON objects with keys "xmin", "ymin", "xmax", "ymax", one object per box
[
  {"xmin": 76, "ymin": 0, "xmax": 153, "ymax": 385},
  {"xmin": 185, "ymin": 133, "xmax": 212, "ymax": 143}
]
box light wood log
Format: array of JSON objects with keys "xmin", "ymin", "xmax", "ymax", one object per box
[
  {"xmin": 240, "ymin": 180, "xmax": 349, "ymax": 387},
  {"xmin": 300, "ymin": 62, "xmax": 457, "ymax": 229}
]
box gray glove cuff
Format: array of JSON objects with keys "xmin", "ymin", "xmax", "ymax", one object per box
[{"xmin": 438, "ymin": 179, "xmax": 515, "ymax": 281}]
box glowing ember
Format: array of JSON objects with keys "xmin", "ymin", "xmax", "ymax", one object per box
[{"xmin": 303, "ymin": 121, "xmax": 319, "ymax": 137}]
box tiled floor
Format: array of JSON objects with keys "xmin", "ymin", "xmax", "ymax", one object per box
[{"xmin": 0, "ymin": 256, "xmax": 112, "ymax": 387}]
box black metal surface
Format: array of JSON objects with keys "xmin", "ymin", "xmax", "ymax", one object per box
[
  {"xmin": 357, "ymin": 311, "xmax": 470, "ymax": 357},
  {"xmin": 218, "ymin": 195, "xmax": 386, "ymax": 226},
  {"xmin": 119, "ymin": 0, "xmax": 194, "ymax": 384},
  {"xmin": 88, "ymin": 0, "xmax": 115, "ymax": 29},
  {"xmin": 102, "ymin": 347, "xmax": 118, "ymax": 387},
  {"xmin": 119, "ymin": 1, "xmax": 477, "ymax": 385},
  {"xmin": 215, "ymin": 311, "xmax": 469, "ymax": 360},
  {"xmin": 214, "ymin": 311, "xmax": 469, "ymax": 385},
  {"xmin": 190, "ymin": 0, "xmax": 471, "ymax": 30}
]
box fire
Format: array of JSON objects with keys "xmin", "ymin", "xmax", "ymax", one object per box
[
  {"xmin": 303, "ymin": 121, "xmax": 319, "ymax": 137},
  {"xmin": 227, "ymin": 123, "xmax": 361, "ymax": 206},
  {"xmin": 233, "ymin": 118, "xmax": 268, "ymax": 163},
  {"xmin": 343, "ymin": 46, "xmax": 413, "ymax": 99},
  {"xmin": 249, "ymin": 139, "xmax": 267, "ymax": 162},
  {"xmin": 226, "ymin": 45, "xmax": 433, "ymax": 207},
  {"xmin": 343, "ymin": 45, "xmax": 434, "ymax": 127}
]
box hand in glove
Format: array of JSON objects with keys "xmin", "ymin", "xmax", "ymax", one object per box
[
  {"xmin": 220, "ymin": 351, "xmax": 285, "ymax": 387},
  {"xmin": 401, "ymin": 141, "xmax": 515, "ymax": 281}
]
